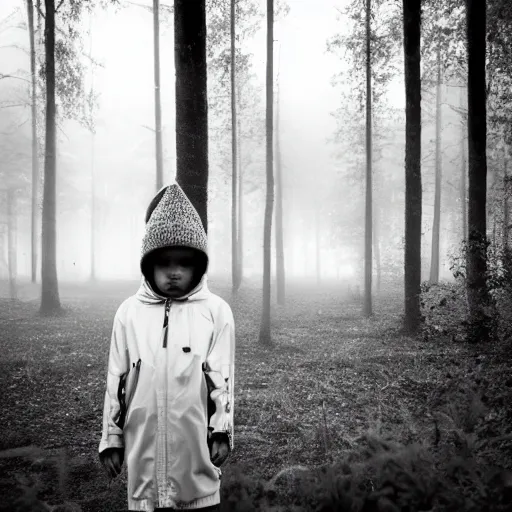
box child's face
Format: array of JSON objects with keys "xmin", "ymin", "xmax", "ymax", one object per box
[{"xmin": 152, "ymin": 247, "xmax": 197, "ymax": 298}]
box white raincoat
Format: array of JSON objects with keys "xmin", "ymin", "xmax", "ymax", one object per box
[{"xmin": 99, "ymin": 184, "xmax": 235, "ymax": 511}]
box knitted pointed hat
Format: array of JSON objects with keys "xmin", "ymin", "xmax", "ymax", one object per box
[{"xmin": 141, "ymin": 183, "xmax": 208, "ymax": 269}]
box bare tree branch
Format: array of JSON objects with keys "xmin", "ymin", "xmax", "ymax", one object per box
[
  {"xmin": 0, "ymin": 117, "xmax": 29, "ymax": 135},
  {"xmin": 126, "ymin": 0, "xmax": 173, "ymax": 11},
  {"xmin": 55, "ymin": 0, "xmax": 65, "ymax": 12},
  {"xmin": 35, "ymin": 3, "xmax": 45, "ymax": 19},
  {"xmin": 0, "ymin": 44, "xmax": 29, "ymax": 55},
  {"xmin": 0, "ymin": 103, "xmax": 28, "ymax": 109},
  {"xmin": 0, "ymin": 73, "xmax": 31, "ymax": 84}
]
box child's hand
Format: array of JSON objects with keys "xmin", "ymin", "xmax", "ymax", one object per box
[
  {"xmin": 210, "ymin": 438, "xmax": 230, "ymax": 467},
  {"xmin": 99, "ymin": 448, "xmax": 124, "ymax": 479}
]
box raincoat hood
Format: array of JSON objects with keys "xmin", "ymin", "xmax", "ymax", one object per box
[{"xmin": 140, "ymin": 183, "xmax": 209, "ymax": 299}]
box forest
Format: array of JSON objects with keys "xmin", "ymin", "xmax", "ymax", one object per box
[{"xmin": 1, "ymin": 0, "xmax": 512, "ymax": 510}]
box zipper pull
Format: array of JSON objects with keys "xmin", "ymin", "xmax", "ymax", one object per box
[{"xmin": 163, "ymin": 299, "xmax": 171, "ymax": 348}]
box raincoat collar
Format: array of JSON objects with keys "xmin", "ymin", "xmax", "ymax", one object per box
[{"xmin": 135, "ymin": 274, "xmax": 210, "ymax": 305}]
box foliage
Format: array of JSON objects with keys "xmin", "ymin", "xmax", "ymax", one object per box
[
  {"xmin": 325, "ymin": 0, "xmax": 407, "ymax": 276},
  {"xmin": 420, "ymin": 234, "xmax": 512, "ymax": 343},
  {"xmin": 421, "ymin": 0, "xmax": 466, "ymax": 84},
  {"xmin": 0, "ymin": 105, "xmax": 32, "ymax": 201},
  {"xmin": 206, "ymin": 0, "xmax": 270, "ymax": 262},
  {"xmin": 207, "ymin": 0, "xmax": 262, "ymax": 61},
  {"xmin": 34, "ymin": 0, "xmax": 103, "ymax": 133},
  {"xmin": 449, "ymin": 239, "xmax": 510, "ymax": 294},
  {"xmin": 420, "ymin": 281, "xmax": 467, "ymax": 343},
  {"xmin": 488, "ymin": 0, "xmax": 512, "ymax": 145},
  {"xmin": 327, "ymin": 0, "xmax": 402, "ymax": 108},
  {"xmin": 0, "ymin": 446, "xmax": 80, "ymax": 512}
]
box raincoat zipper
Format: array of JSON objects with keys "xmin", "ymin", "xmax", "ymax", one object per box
[{"xmin": 162, "ymin": 299, "xmax": 171, "ymax": 348}]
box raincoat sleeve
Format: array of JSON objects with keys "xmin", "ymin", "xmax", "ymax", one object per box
[
  {"xmin": 99, "ymin": 309, "xmax": 130, "ymax": 454},
  {"xmin": 205, "ymin": 301, "xmax": 235, "ymax": 451}
]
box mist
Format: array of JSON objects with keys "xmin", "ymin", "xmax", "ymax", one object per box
[
  {"xmin": 0, "ymin": 0, "xmax": 410, "ymax": 291},
  {"xmin": 0, "ymin": 0, "xmax": 495, "ymax": 296}
]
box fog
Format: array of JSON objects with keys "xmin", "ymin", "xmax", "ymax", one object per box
[{"xmin": 0, "ymin": 0, "xmax": 466, "ymax": 295}]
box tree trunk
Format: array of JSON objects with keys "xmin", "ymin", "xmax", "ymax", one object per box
[
  {"xmin": 465, "ymin": 0, "xmax": 492, "ymax": 342},
  {"xmin": 503, "ymin": 146, "xmax": 509, "ymax": 252},
  {"xmin": 430, "ymin": 47, "xmax": 442, "ymax": 284},
  {"xmin": 402, "ymin": 0, "xmax": 422, "ymax": 333},
  {"xmin": 154, "ymin": 0, "xmax": 164, "ymax": 191},
  {"xmin": 236, "ymin": 112, "xmax": 243, "ymax": 288},
  {"xmin": 363, "ymin": 0, "xmax": 373, "ymax": 317},
  {"xmin": 492, "ymin": 212, "xmax": 497, "ymax": 247},
  {"xmin": 174, "ymin": 0, "xmax": 208, "ymax": 233},
  {"xmin": 230, "ymin": 0, "xmax": 238, "ymax": 292},
  {"xmin": 275, "ymin": 70, "xmax": 285, "ymax": 305},
  {"xmin": 315, "ymin": 205, "xmax": 321, "ymax": 285},
  {"xmin": 373, "ymin": 205, "xmax": 381, "ymax": 294},
  {"xmin": 259, "ymin": 0, "xmax": 274, "ymax": 346},
  {"xmin": 7, "ymin": 189, "xmax": 17, "ymax": 300},
  {"xmin": 303, "ymin": 218, "xmax": 308, "ymax": 277},
  {"xmin": 89, "ymin": 18, "xmax": 96, "ymax": 282},
  {"xmin": 36, "ymin": 0, "xmax": 42, "ymax": 39},
  {"xmin": 27, "ymin": 0, "xmax": 39, "ymax": 284},
  {"xmin": 90, "ymin": 129, "xmax": 96, "ymax": 281},
  {"xmin": 40, "ymin": 0, "xmax": 61, "ymax": 315},
  {"xmin": 460, "ymin": 86, "xmax": 468, "ymax": 242}
]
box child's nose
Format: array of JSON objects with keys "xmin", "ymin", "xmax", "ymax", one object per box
[{"xmin": 168, "ymin": 266, "xmax": 181, "ymax": 277}]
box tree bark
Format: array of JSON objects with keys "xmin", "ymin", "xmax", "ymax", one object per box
[
  {"xmin": 259, "ymin": 0, "xmax": 274, "ymax": 346},
  {"xmin": 174, "ymin": 0, "xmax": 208, "ymax": 233},
  {"xmin": 90, "ymin": 129, "xmax": 96, "ymax": 281},
  {"xmin": 403, "ymin": 0, "xmax": 422, "ymax": 333},
  {"xmin": 275, "ymin": 69, "xmax": 285, "ymax": 305},
  {"xmin": 503, "ymin": 145, "xmax": 509, "ymax": 252},
  {"xmin": 89, "ymin": 16, "xmax": 96, "ymax": 282},
  {"xmin": 460, "ymin": 86, "xmax": 468, "ymax": 242},
  {"xmin": 154, "ymin": 0, "xmax": 164, "ymax": 191},
  {"xmin": 492, "ymin": 212, "xmax": 497, "ymax": 247},
  {"xmin": 230, "ymin": 0, "xmax": 238, "ymax": 292},
  {"xmin": 315, "ymin": 205, "xmax": 321, "ymax": 285},
  {"xmin": 429, "ymin": 47, "xmax": 442, "ymax": 284},
  {"xmin": 36, "ymin": 0, "xmax": 42, "ymax": 39},
  {"xmin": 236, "ymin": 111, "xmax": 243, "ymax": 289},
  {"xmin": 27, "ymin": 0, "xmax": 39, "ymax": 284},
  {"xmin": 40, "ymin": 0, "xmax": 61, "ymax": 315},
  {"xmin": 373, "ymin": 205, "xmax": 381, "ymax": 294},
  {"xmin": 465, "ymin": 0, "xmax": 492, "ymax": 342},
  {"xmin": 363, "ymin": 0, "xmax": 373, "ymax": 317},
  {"xmin": 7, "ymin": 189, "xmax": 17, "ymax": 300}
]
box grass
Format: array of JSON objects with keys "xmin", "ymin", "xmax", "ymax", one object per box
[{"xmin": 1, "ymin": 278, "xmax": 512, "ymax": 511}]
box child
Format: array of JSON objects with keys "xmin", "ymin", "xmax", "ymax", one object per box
[{"xmin": 99, "ymin": 183, "xmax": 235, "ymax": 511}]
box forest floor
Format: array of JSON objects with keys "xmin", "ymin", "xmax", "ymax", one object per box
[{"xmin": 1, "ymin": 278, "xmax": 512, "ymax": 511}]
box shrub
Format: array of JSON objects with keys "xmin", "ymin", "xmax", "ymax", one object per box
[
  {"xmin": 421, "ymin": 239, "xmax": 512, "ymax": 342},
  {"xmin": 420, "ymin": 281, "xmax": 467, "ymax": 342},
  {"xmin": 218, "ymin": 382, "xmax": 512, "ymax": 511}
]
